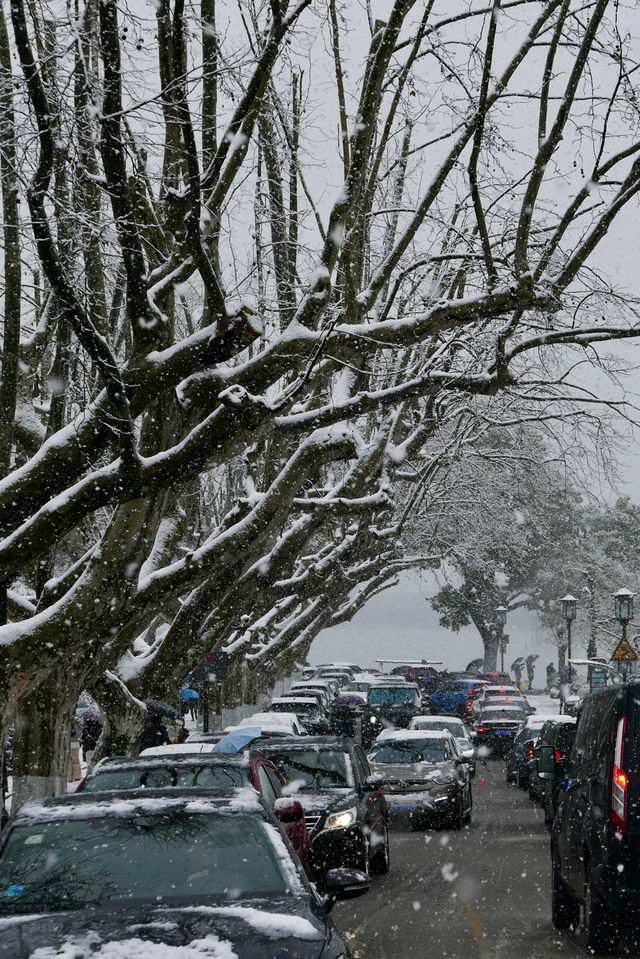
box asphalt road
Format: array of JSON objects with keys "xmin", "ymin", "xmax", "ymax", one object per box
[{"xmin": 333, "ymin": 759, "xmax": 594, "ymax": 959}]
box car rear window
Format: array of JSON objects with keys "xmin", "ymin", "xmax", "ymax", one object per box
[{"xmin": 82, "ymin": 765, "xmax": 250, "ymax": 793}]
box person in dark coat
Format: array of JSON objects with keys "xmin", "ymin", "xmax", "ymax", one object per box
[
  {"xmin": 81, "ymin": 719, "xmax": 103, "ymax": 764},
  {"xmin": 138, "ymin": 715, "xmax": 170, "ymax": 753}
]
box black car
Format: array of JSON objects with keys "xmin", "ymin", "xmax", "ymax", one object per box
[
  {"xmin": 367, "ymin": 730, "xmax": 472, "ymax": 829},
  {"xmin": 544, "ymin": 683, "xmax": 640, "ymax": 953},
  {"xmin": 259, "ymin": 736, "xmax": 390, "ymax": 882},
  {"xmin": 474, "ymin": 704, "xmax": 525, "ymax": 758},
  {"xmin": 0, "ymin": 789, "xmax": 368, "ymax": 958},
  {"xmin": 534, "ymin": 717, "xmax": 576, "ymax": 827},
  {"xmin": 266, "ymin": 698, "xmax": 331, "ymax": 735},
  {"xmin": 361, "ymin": 683, "xmax": 422, "ymax": 748}
]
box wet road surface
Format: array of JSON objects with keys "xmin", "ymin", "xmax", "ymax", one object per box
[{"xmin": 333, "ymin": 759, "xmax": 602, "ymax": 958}]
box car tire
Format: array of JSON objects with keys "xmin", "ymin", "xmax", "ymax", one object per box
[
  {"xmin": 370, "ymin": 824, "xmax": 390, "ymax": 875},
  {"xmin": 551, "ymin": 854, "xmax": 579, "ymax": 930},
  {"xmin": 463, "ymin": 786, "xmax": 472, "ymax": 824},
  {"xmin": 448, "ymin": 793, "xmax": 464, "ymax": 830},
  {"xmin": 584, "ymin": 866, "xmax": 617, "ymax": 954},
  {"xmin": 517, "ymin": 767, "xmax": 528, "ymax": 790}
]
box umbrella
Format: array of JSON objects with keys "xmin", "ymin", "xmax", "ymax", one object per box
[
  {"xmin": 144, "ymin": 699, "xmax": 181, "ymax": 721},
  {"xmin": 332, "ymin": 693, "xmax": 366, "ymax": 707},
  {"xmin": 212, "ymin": 727, "xmax": 263, "ymax": 754},
  {"xmin": 76, "ymin": 706, "xmax": 102, "ymax": 723},
  {"xmin": 181, "ymin": 688, "xmax": 199, "ymax": 700}
]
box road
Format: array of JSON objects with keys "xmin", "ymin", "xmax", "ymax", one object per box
[{"xmin": 333, "ymin": 759, "xmax": 597, "ymax": 959}]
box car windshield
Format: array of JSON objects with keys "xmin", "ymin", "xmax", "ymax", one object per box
[
  {"xmin": 82, "ymin": 765, "xmax": 250, "ymax": 793},
  {"xmin": 263, "ymin": 748, "xmax": 352, "ymax": 790},
  {"xmin": 369, "ymin": 739, "xmax": 448, "ymax": 764},
  {"xmin": 368, "ymin": 688, "xmax": 417, "ymax": 705},
  {"xmin": 480, "ymin": 707, "xmax": 524, "ymax": 720},
  {"xmin": 413, "ymin": 720, "xmax": 465, "ymax": 737},
  {"xmin": 0, "ymin": 812, "xmax": 291, "ymax": 914}
]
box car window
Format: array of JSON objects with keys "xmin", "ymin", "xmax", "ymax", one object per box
[
  {"xmin": 263, "ymin": 748, "xmax": 353, "ymax": 790},
  {"xmin": 82, "ymin": 765, "xmax": 250, "ymax": 793},
  {"xmin": 265, "ymin": 767, "xmax": 283, "ymax": 799},
  {"xmin": 369, "ymin": 739, "xmax": 448, "ymax": 764},
  {"xmin": 369, "ymin": 688, "xmax": 417, "ymax": 705},
  {"xmin": 0, "ymin": 813, "xmax": 293, "ymax": 914},
  {"xmin": 257, "ymin": 765, "xmax": 278, "ymax": 806},
  {"xmin": 354, "ymin": 745, "xmax": 372, "ymax": 778}
]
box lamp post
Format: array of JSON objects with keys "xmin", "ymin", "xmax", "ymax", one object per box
[
  {"xmin": 560, "ymin": 594, "xmax": 578, "ymax": 666},
  {"xmin": 495, "ymin": 605, "xmax": 508, "ymax": 672},
  {"xmin": 614, "ymin": 588, "xmax": 635, "ymax": 681}
]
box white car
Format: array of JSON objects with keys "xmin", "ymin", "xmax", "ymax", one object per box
[
  {"xmin": 235, "ymin": 712, "xmax": 307, "ymax": 736},
  {"xmin": 409, "ymin": 714, "xmax": 476, "ymax": 774}
]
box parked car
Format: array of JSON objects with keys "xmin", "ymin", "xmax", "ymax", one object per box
[
  {"xmin": 266, "ymin": 697, "xmax": 331, "ymax": 735},
  {"xmin": 362, "ymin": 681, "xmax": 422, "ymax": 748},
  {"xmin": 235, "ymin": 712, "xmax": 308, "ymax": 736},
  {"xmin": 0, "ymin": 789, "xmax": 368, "ymax": 957},
  {"xmin": 75, "ymin": 750, "xmax": 312, "ymax": 869},
  {"xmin": 409, "ymin": 715, "xmax": 476, "ymax": 775},
  {"xmin": 534, "ymin": 717, "xmax": 576, "ymax": 827},
  {"xmin": 474, "ymin": 704, "xmax": 527, "ymax": 758},
  {"xmin": 368, "ymin": 729, "xmax": 472, "ymax": 829},
  {"xmin": 505, "ymin": 714, "xmax": 564, "ymax": 788},
  {"xmin": 545, "ymin": 683, "xmax": 640, "ymax": 952},
  {"xmin": 429, "ymin": 679, "xmax": 487, "ymax": 720},
  {"xmin": 259, "ymin": 736, "xmax": 390, "ymax": 882}
]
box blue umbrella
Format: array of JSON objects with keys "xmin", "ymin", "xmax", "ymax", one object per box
[
  {"xmin": 212, "ymin": 727, "xmax": 262, "ymax": 754},
  {"xmin": 181, "ymin": 689, "xmax": 199, "ymax": 700}
]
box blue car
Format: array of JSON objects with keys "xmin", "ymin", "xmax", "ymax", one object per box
[{"xmin": 429, "ymin": 679, "xmax": 486, "ymax": 719}]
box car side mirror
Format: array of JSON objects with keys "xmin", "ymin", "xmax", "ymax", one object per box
[
  {"xmin": 537, "ymin": 744, "xmax": 557, "ymax": 781},
  {"xmin": 323, "ymin": 868, "xmax": 370, "ymax": 910},
  {"xmin": 363, "ymin": 773, "xmax": 384, "ymax": 792},
  {"xmin": 274, "ymin": 797, "xmax": 304, "ymax": 823}
]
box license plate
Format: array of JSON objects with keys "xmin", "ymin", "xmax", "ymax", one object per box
[{"xmin": 496, "ymin": 730, "xmax": 513, "ymax": 736}]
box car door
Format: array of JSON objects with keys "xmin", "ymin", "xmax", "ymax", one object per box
[{"xmin": 557, "ymin": 699, "xmax": 596, "ymax": 893}]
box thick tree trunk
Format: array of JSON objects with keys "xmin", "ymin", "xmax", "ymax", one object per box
[
  {"xmin": 11, "ymin": 669, "xmax": 79, "ymax": 811},
  {"xmin": 90, "ymin": 672, "xmax": 147, "ymax": 764},
  {"xmin": 483, "ymin": 632, "xmax": 500, "ymax": 673}
]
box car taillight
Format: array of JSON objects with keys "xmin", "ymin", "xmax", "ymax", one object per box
[
  {"xmin": 611, "ymin": 716, "xmax": 628, "ymax": 835},
  {"xmin": 554, "ymin": 749, "xmax": 564, "ymax": 763},
  {"xmin": 477, "ymin": 726, "xmax": 486, "ymax": 733},
  {"xmin": 526, "ymin": 748, "xmax": 534, "ymax": 760}
]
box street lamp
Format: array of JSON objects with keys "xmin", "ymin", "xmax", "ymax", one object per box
[
  {"xmin": 560, "ymin": 594, "xmax": 578, "ymax": 665},
  {"xmin": 614, "ymin": 588, "xmax": 635, "ymax": 681},
  {"xmin": 495, "ymin": 606, "xmax": 508, "ymax": 671}
]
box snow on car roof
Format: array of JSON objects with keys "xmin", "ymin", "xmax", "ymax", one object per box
[
  {"xmin": 375, "ymin": 729, "xmax": 454, "ymax": 742},
  {"xmin": 13, "ymin": 787, "xmax": 263, "ymax": 823},
  {"xmin": 238, "ymin": 712, "xmax": 300, "ymax": 725},
  {"xmin": 412, "ymin": 714, "xmax": 464, "ymax": 725},
  {"xmin": 92, "ymin": 753, "xmax": 251, "ymax": 771},
  {"xmin": 139, "ymin": 743, "xmax": 222, "ymax": 757},
  {"xmin": 484, "ymin": 685, "xmax": 522, "ymax": 693},
  {"xmin": 270, "ymin": 697, "xmax": 318, "ymax": 705}
]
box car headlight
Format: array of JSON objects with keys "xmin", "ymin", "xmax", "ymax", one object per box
[
  {"xmin": 324, "ymin": 807, "xmax": 357, "ymax": 830},
  {"xmin": 433, "ymin": 773, "xmax": 456, "ymax": 786}
]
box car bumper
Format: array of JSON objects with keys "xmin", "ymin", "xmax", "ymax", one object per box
[
  {"xmin": 385, "ymin": 787, "xmax": 456, "ymax": 822},
  {"xmin": 308, "ymin": 824, "xmax": 367, "ymax": 878}
]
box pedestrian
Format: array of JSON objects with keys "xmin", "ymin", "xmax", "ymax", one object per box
[
  {"xmin": 68, "ymin": 718, "xmax": 82, "ymax": 782},
  {"xmin": 137, "ymin": 714, "xmax": 170, "ymax": 753},
  {"xmin": 80, "ymin": 717, "xmax": 102, "ymax": 767},
  {"xmin": 546, "ymin": 662, "xmax": 558, "ymax": 691}
]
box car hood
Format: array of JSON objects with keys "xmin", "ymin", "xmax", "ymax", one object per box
[
  {"xmin": 0, "ymin": 899, "xmax": 329, "ymax": 959},
  {"xmin": 297, "ymin": 788, "xmax": 355, "ymax": 816},
  {"xmin": 369, "ymin": 761, "xmax": 452, "ymax": 783}
]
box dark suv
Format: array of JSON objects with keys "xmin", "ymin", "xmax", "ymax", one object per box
[
  {"xmin": 543, "ymin": 683, "xmax": 640, "ymax": 952},
  {"xmin": 259, "ymin": 736, "xmax": 389, "ymax": 883}
]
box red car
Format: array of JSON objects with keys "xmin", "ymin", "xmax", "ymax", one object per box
[{"xmin": 75, "ymin": 750, "xmax": 312, "ymax": 870}]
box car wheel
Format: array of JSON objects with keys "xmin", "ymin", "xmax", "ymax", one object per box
[
  {"xmin": 448, "ymin": 793, "xmax": 464, "ymax": 830},
  {"xmin": 517, "ymin": 767, "xmax": 528, "ymax": 790},
  {"xmin": 551, "ymin": 854, "xmax": 579, "ymax": 930},
  {"xmin": 370, "ymin": 824, "xmax": 390, "ymax": 875},
  {"xmin": 357, "ymin": 834, "xmax": 370, "ymax": 875},
  {"xmin": 463, "ymin": 786, "xmax": 472, "ymax": 824},
  {"xmin": 584, "ymin": 866, "xmax": 617, "ymax": 954}
]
